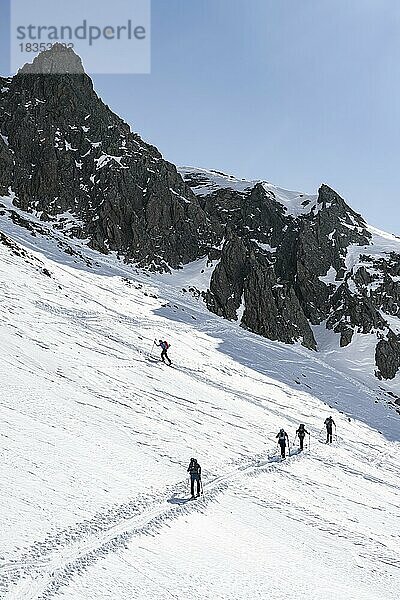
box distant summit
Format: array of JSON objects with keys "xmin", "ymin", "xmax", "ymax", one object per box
[{"xmin": 18, "ymin": 44, "xmax": 86, "ymax": 75}]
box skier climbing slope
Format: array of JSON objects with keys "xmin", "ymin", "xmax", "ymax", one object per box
[
  {"xmin": 295, "ymin": 423, "xmax": 310, "ymax": 451},
  {"xmin": 324, "ymin": 415, "xmax": 336, "ymax": 443},
  {"xmin": 155, "ymin": 338, "xmax": 172, "ymax": 365},
  {"xmin": 187, "ymin": 457, "xmax": 202, "ymax": 498},
  {"xmin": 276, "ymin": 428, "xmax": 290, "ymax": 458}
]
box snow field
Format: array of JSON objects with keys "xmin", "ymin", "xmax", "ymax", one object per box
[{"xmin": 0, "ymin": 212, "xmax": 399, "ymax": 599}]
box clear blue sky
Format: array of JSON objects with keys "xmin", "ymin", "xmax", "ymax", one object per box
[{"xmin": 1, "ymin": 0, "xmax": 400, "ymax": 233}]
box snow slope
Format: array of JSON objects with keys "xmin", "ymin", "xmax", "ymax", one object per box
[{"xmin": 0, "ymin": 208, "xmax": 400, "ymax": 600}]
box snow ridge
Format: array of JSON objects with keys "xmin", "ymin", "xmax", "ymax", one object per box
[{"xmin": 179, "ymin": 166, "xmax": 319, "ymax": 216}]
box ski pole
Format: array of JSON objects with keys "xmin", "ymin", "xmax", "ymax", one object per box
[
  {"xmin": 308, "ymin": 433, "xmax": 311, "ymax": 450},
  {"xmin": 200, "ymin": 479, "xmax": 204, "ymax": 498},
  {"xmin": 150, "ymin": 340, "xmax": 155, "ymax": 357}
]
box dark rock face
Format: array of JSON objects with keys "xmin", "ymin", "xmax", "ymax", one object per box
[
  {"xmin": 288, "ymin": 185, "xmax": 371, "ymax": 324},
  {"xmin": 0, "ymin": 78, "xmax": 14, "ymax": 195},
  {"xmin": 0, "ymin": 134, "xmax": 13, "ymax": 195},
  {"xmin": 0, "ymin": 46, "xmax": 209, "ymax": 270},
  {"xmin": 243, "ymin": 256, "xmax": 316, "ymax": 349},
  {"xmin": 207, "ymin": 236, "xmax": 249, "ymax": 320},
  {"xmin": 2, "ymin": 47, "xmax": 400, "ymax": 380},
  {"xmin": 206, "ymin": 231, "xmax": 316, "ymax": 350},
  {"xmin": 376, "ymin": 332, "xmax": 400, "ymax": 380},
  {"xmin": 200, "ymin": 179, "xmax": 375, "ymax": 352}
]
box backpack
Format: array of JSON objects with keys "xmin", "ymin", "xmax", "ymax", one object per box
[
  {"xmin": 298, "ymin": 424, "xmax": 305, "ymax": 436},
  {"xmin": 278, "ymin": 430, "xmax": 286, "ymax": 441},
  {"xmin": 189, "ymin": 460, "xmax": 200, "ymax": 474},
  {"xmin": 161, "ymin": 341, "xmax": 169, "ymax": 350}
]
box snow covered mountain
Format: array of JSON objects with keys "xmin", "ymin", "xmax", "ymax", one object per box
[
  {"xmin": 179, "ymin": 167, "xmax": 400, "ymax": 382},
  {"xmin": 2, "ymin": 46, "xmax": 400, "ymax": 383},
  {"xmin": 0, "ymin": 198, "xmax": 400, "ymax": 600}
]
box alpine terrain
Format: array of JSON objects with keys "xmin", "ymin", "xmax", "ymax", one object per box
[{"xmin": 0, "ymin": 46, "xmax": 399, "ymax": 600}]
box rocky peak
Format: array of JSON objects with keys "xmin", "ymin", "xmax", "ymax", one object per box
[
  {"xmin": 0, "ymin": 47, "xmax": 210, "ymax": 269},
  {"xmin": 18, "ymin": 44, "xmax": 85, "ymax": 75}
]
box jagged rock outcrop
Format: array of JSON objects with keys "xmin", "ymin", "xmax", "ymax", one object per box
[
  {"xmin": 197, "ymin": 175, "xmax": 376, "ymax": 351},
  {"xmin": 0, "ymin": 134, "xmax": 13, "ymax": 195},
  {"xmin": 0, "ymin": 76, "xmax": 14, "ymax": 195},
  {"xmin": 243, "ymin": 254, "xmax": 316, "ymax": 349},
  {"xmin": 376, "ymin": 332, "xmax": 400, "ymax": 380},
  {"xmin": 181, "ymin": 167, "xmax": 400, "ymax": 379},
  {"xmin": 286, "ymin": 185, "xmax": 371, "ymax": 322}
]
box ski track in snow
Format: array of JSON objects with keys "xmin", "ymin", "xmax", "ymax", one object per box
[
  {"xmin": 0, "ymin": 451, "xmax": 301, "ymax": 599},
  {"xmin": 0, "ymin": 205, "xmax": 400, "ymax": 599},
  {"xmin": 4, "ymin": 445, "xmax": 399, "ymax": 600}
]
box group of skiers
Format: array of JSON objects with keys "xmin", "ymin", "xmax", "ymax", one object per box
[
  {"xmin": 276, "ymin": 424, "xmax": 307, "ymax": 458},
  {"xmin": 154, "ymin": 337, "xmax": 337, "ymax": 495},
  {"xmin": 276, "ymin": 416, "xmax": 336, "ymax": 458},
  {"xmin": 185, "ymin": 417, "xmax": 336, "ymax": 499}
]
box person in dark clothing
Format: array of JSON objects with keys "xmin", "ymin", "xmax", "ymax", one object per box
[
  {"xmin": 276, "ymin": 428, "xmax": 290, "ymax": 458},
  {"xmin": 154, "ymin": 339, "xmax": 172, "ymax": 365},
  {"xmin": 324, "ymin": 416, "xmax": 336, "ymax": 443},
  {"xmin": 187, "ymin": 457, "xmax": 202, "ymax": 498},
  {"xmin": 295, "ymin": 424, "xmax": 310, "ymax": 451}
]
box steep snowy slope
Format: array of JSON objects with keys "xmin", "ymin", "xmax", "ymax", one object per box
[{"xmin": 0, "ymin": 208, "xmax": 399, "ymax": 600}]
